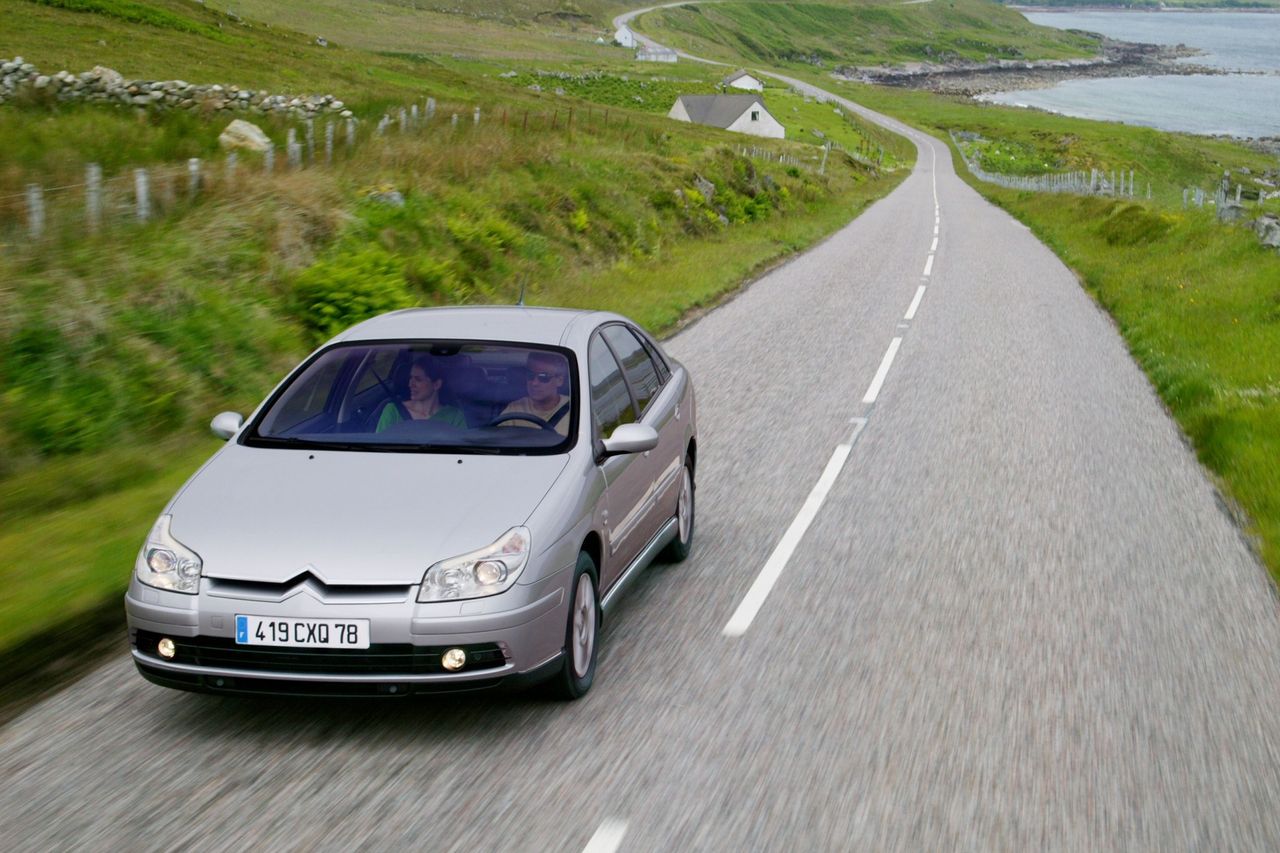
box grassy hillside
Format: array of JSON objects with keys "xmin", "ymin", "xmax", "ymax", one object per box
[{"xmin": 637, "ymin": 0, "xmax": 1101, "ymax": 69}]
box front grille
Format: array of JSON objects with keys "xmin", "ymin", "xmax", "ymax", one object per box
[{"xmin": 134, "ymin": 631, "xmax": 507, "ymax": 675}]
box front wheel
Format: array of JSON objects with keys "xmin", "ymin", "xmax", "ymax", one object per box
[
  {"xmin": 552, "ymin": 551, "xmax": 599, "ymax": 700},
  {"xmin": 661, "ymin": 462, "xmax": 695, "ymax": 563}
]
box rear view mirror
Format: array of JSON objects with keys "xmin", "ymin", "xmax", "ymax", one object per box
[
  {"xmin": 211, "ymin": 411, "xmax": 245, "ymax": 440},
  {"xmin": 601, "ymin": 423, "xmax": 659, "ymax": 456}
]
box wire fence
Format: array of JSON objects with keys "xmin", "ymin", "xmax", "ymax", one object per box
[
  {"xmin": 0, "ymin": 98, "xmax": 658, "ymax": 247},
  {"xmin": 2, "ymin": 97, "xmax": 847, "ymax": 250},
  {"xmin": 950, "ymin": 131, "xmax": 1143, "ymax": 199}
]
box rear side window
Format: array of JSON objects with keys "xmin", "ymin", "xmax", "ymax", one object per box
[
  {"xmin": 602, "ymin": 325, "xmax": 662, "ymax": 415},
  {"xmin": 588, "ymin": 336, "xmax": 635, "ymax": 439}
]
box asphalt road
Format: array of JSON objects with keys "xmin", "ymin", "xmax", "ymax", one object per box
[{"xmin": 7, "ymin": 24, "xmax": 1280, "ymax": 853}]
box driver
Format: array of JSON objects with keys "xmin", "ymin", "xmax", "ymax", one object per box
[{"xmin": 499, "ymin": 351, "xmax": 571, "ymax": 436}]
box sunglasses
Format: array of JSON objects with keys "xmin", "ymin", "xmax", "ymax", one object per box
[{"xmin": 527, "ymin": 371, "xmax": 563, "ymax": 384}]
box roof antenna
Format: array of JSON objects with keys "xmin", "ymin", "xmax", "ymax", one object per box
[{"xmin": 516, "ymin": 275, "xmax": 528, "ymax": 307}]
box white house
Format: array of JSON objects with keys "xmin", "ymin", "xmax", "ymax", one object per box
[
  {"xmin": 722, "ymin": 70, "xmax": 764, "ymax": 92},
  {"xmin": 614, "ymin": 26, "xmax": 636, "ymax": 48},
  {"xmin": 636, "ymin": 45, "xmax": 678, "ymax": 63},
  {"xmin": 667, "ymin": 94, "xmax": 785, "ymax": 139}
]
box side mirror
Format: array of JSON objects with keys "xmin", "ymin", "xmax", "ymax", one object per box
[
  {"xmin": 211, "ymin": 411, "xmax": 245, "ymax": 441},
  {"xmin": 600, "ymin": 423, "xmax": 659, "ymax": 457}
]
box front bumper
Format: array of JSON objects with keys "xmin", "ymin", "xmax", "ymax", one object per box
[{"xmin": 125, "ymin": 567, "xmax": 570, "ymax": 697}]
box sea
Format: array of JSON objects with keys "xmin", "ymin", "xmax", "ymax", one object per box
[{"xmin": 981, "ymin": 10, "xmax": 1280, "ymax": 138}]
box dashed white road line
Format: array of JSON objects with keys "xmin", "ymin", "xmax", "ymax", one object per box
[
  {"xmin": 723, "ymin": 419, "xmax": 868, "ymax": 638},
  {"xmin": 584, "ymin": 819, "xmax": 629, "ymax": 853},
  {"xmin": 930, "ymin": 237, "xmax": 938, "ymax": 253},
  {"xmin": 862, "ymin": 337, "xmax": 903, "ymax": 404},
  {"xmin": 923, "ymin": 254, "xmax": 934, "ymax": 277},
  {"xmin": 904, "ymin": 285, "xmax": 926, "ymax": 321}
]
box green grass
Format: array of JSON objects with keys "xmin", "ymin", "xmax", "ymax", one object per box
[
  {"xmin": 638, "ymin": 0, "xmax": 1101, "ymax": 69},
  {"xmin": 0, "ymin": 442, "xmax": 216, "ymax": 652}
]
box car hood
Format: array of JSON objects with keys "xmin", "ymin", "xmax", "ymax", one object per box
[{"xmin": 169, "ymin": 445, "xmax": 570, "ymax": 585}]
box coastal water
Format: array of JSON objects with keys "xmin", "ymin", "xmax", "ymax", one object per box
[{"xmin": 982, "ymin": 11, "xmax": 1280, "ymax": 138}]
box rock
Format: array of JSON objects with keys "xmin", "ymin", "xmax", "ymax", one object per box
[
  {"xmin": 367, "ymin": 189, "xmax": 405, "ymax": 207},
  {"xmin": 33, "ymin": 75, "xmax": 49, "ymax": 89},
  {"xmin": 1218, "ymin": 202, "xmax": 1246, "ymax": 224},
  {"xmin": 315, "ymin": 36, "xmax": 328, "ymax": 47},
  {"xmin": 694, "ymin": 174, "xmax": 716, "ymax": 203},
  {"xmin": 528, "ymin": 84, "xmax": 542, "ymax": 92},
  {"xmin": 1255, "ymin": 215, "xmax": 1280, "ymax": 249},
  {"xmin": 218, "ymin": 119, "xmax": 272, "ymax": 152},
  {"xmin": 554, "ymin": 87, "xmax": 566, "ymax": 96},
  {"xmin": 91, "ymin": 66, "xmax": 124, "ymax": 87},
  {"xmin": 498, "ymin": 70, "xmax": 518, "ymax": 79}
]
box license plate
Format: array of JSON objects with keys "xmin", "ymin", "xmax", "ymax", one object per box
[{"xmin": 235, "ymin": 615, "xmax": 370, "ymax": 649}]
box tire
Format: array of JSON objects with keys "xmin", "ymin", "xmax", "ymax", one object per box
[
  {"xmin": 552, "ymin": 551, "xmax": 599, "ymax": 700},
  {"xmin": 661, "ymin": 461, "xmax": 695, "ymax": 563}
]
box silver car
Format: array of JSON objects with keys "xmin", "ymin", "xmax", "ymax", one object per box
[{"xmin": 126, "ymin": 307, "xmax": 697, "ymax": 700}]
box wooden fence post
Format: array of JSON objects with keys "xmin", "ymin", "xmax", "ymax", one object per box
[
  {"xmin": 474, "ymin": 106, "xmax": 481, "ymax": 125},
  {"xmin": 25, "ymin": 183, "xmax": 44, "ymax": 239},
  {"xmin": 399, "ymin": 108, "xmax": 407, "ymax": 134},
  {"xmin": 306, "ymin": 119, "xmax": 315, "ymax": 162},
  {"xmin": 411, "ymin": 104, "xmax": 419, "ymax": 128},
  {"xmin": 346, "ymin": 117, "xmax": 356, "ymax": 151},
  {"xmin": 451, "ymin": 113, "xmax": 459, "ymax": 130},
  {"xmin": 226, "ymin": 152, "xmax": 238, "ymax": 186},
  {"xmin": 135, "ymin": 168, "xmax": 150, "ymax": 222},
  {"xmin": 86, "ymin": 163, "xmax": 102, "ymax": 234},
  {"xmin": 265, "ymin": 144, "xmax": 275, "ymax": 174},
  {"xmin": 325, "ymin": 121, "xmax": 334, "ymax": 165},
  {"xmin": 427, "ymin": 97, "xmax": 436, "ymax": 120},
  {"xmin": 187, "ymin": 158, "xmax": 201, "ymax": 199}
]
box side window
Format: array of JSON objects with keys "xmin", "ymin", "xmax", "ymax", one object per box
[
  {"xmin": 602, "ymin": 325, "xmax": 662, "ymax": 415},
  {"xmin": 639, "ymin": 334, "xmax": 671, "ymax": 384},
  {"xmin": 588, "ymin": 335, "xmax": 635, "ymax": 439}
]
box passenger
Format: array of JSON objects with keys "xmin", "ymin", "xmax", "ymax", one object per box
[
  {"xmin": 499, "ymin": 351, "xmax": 571, "ymax": 436},
  {"xmin": 376, "ymin": 356, "xmax": 466, "ymax": 432}
]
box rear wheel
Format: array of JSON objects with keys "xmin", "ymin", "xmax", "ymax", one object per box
[
  {"xmin": 552, "ymin": 551, "xmax": 599, "ymax": 700},
  {"xmin": 661, "ymin": 461, "xmax": 695, "ymax": 563}
]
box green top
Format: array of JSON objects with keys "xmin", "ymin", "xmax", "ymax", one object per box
[{"xmin": 376, "ymin": 402, "xmax": 467, "ymax": 432}]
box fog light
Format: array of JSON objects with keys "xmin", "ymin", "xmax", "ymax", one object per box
[
  {"xmin": 157, "ymin": 638, "xmax": 176, "ymax": 659},
  {"xmin": 442, "ymin": 648, "xmax": 467, "ymax": 671}
]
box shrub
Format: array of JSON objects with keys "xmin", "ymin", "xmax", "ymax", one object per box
[
  {"xmin": 293, "ymin": 248, "xmax": 416, "ymax": 342},
  {"xmin": 1097, "ymin": 204, "xmax": 1174, "ymax": 247}
]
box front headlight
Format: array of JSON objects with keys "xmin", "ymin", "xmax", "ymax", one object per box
[
  {"xmin": 135, "ymin": 514, "xmax": 202, "ymax": 594},
  {"xmin": 418, "ymin": 527, "xmax": 530, "ymax": 602}
]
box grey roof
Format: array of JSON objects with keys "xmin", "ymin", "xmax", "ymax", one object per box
[
  {"xmin": 722, "ymin": 70, "xmax": 759, "ymax": 84},
  {"xmin": 674, "ymin": 94, "xmax": 768, "ymax": 129}
]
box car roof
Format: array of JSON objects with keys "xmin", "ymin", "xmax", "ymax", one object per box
[{"xmin": 333, "ymin": 306, "xmax": 617, "ymax": 347}]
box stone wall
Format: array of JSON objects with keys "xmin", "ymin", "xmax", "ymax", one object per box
[{"xmin": 0, "ymin": 57, "xmax": 353, "ymax": 120}]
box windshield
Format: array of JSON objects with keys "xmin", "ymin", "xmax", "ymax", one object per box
[{"xmin": 245, "ymin": 341, "xmax": 577, "ymax": 454}]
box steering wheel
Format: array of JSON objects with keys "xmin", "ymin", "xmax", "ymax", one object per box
[{"xmin": 486, "ymin": 412, "xmax": 558, "ymax": 431}]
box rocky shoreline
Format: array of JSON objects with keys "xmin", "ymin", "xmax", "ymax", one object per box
[{"xmin": 834, "ymin": 38, "xmax": 1223, "ymax": 98}]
